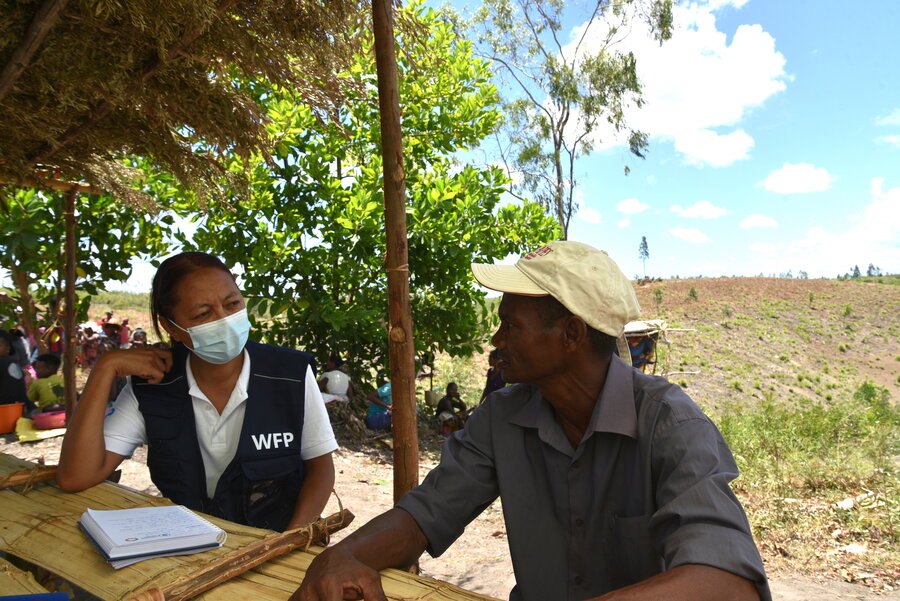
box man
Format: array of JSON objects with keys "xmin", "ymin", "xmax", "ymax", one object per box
[
  {"xmin": 436, "ymin": 382, "xmax": 468, "ymax": 435},
  {"xmin": 293, "ymin": 241, "xmax": 769, "ymax": 601}
]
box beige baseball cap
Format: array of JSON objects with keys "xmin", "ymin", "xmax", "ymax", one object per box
[{"xmin": 471, "ymin": 241, "xmax": 641, "ymax": 337}]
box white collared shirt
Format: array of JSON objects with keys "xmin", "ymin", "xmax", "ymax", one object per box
[{"xmin": 104, "ymin": 350, "xmax": 337, "ymax": 498}]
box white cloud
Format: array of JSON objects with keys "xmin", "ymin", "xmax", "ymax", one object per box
[
  {"xmin": 876, "ymin": 109, "xmax": 900, "ymax": 126},
  {"xmin": 617, "ymin": 198, "xmax": 649, "ymax": 214},
  {"xmin": 565, "ymin": 2, "xmax": 788, "ymax": 167},
  {"xmin": 580, "ymin": 207, "xmax": 603, "ymax": 224},
  {"xmin": 668, "ymin": 227, "xmax": 710, "ymax": 243},
  {"xmin": 760, "ymin": 162, "xmax": 834, "ymax": 194},
  {"xmin": 877, "ymin": 135, "xmax": 900, "ymax": 148},
  {"xmin": 617, "ymin": 218, "xmax": 631, "ymax": 228},
  {"xmin": 740, "ymin": 214, "xmax": 778, "ymax": 228},
  {"xmin": 670, "ymin": 200, "xmax": 729, "ymax": 219},
  {"xmin": 673, "ymin": 129, "xmax": 754, "ymax": 167},
  {"xmin": 745, "ymin": 177, "xmax": 900, "ymax": 277}
]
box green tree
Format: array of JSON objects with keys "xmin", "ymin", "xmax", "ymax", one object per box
[
  {"xmin": 0, "ymin": 186, "xmax": 173, "ymax": 350},
  {"xmin": 468, "ymin": 0, "xmax": 673, "ymax": 237},
  {"xmin": 638, "ymin": 235, "xmax": 649, "ymax": 277},
  {"xmin": 188, "ymin": 1, "xmax": 560, "ymax": 384},
  {"xmin": 852, "ymin": 265, "xmax": 861, "ymax": 278}
]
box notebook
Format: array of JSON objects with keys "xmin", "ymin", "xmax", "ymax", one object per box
[{"xmin": 78, "ymin": 505, "xmax": 226, "ymax": 569}]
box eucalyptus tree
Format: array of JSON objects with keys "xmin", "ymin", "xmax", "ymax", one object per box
[{"xmin": 468, "ymin": 0, "xmax": 673, "ymax": 237}]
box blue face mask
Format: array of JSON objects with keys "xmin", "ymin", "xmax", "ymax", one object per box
[{"xmin": 171, "ymin": 308, "xmax": 250, "ymax": 364}]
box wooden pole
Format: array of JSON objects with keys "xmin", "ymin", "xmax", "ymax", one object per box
[
  {"xmin": 62, "ymin": 189, "xmax": 77, "ymax": 419},
  {"xmin": 372, "ymin": 0, "xmax": 419, "ymax": 503}
]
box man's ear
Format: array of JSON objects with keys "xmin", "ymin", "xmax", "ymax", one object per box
[{"xmin": 562, "ymin": 315, "xmax": 589, "ymax": 350}]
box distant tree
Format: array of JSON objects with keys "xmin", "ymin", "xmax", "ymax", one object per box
[
  {"xmin": 798, "ymin": 270, "xmax": 808, "ymax": 279},
  {"xmin": 866, "ymin": 263, "xmax": 881, "ymax": 277},
  {"xmin": 852, "ymin": 265, "xmax": 861, "ymax": 278},
  {"xmin": 468, "ymin": 0, "xmax": 673, "ymax": 237},
  {"xmin": 639, "ymin": 236, "xmax": 650, "ymax": 277},
  {"xmin": 651, "ymin": 287, "xmax": 663, "ymax": 313}
]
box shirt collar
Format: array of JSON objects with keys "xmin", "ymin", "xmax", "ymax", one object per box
[
  {"xmin": 185, "ymin": 349, "xmax": 251, "ymax": 405},
  {"xmin": 509, "ymin": 354, "xmax": 637, "ymax": 440}
]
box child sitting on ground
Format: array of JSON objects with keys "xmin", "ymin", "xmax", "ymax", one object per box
[{"xmin": 27, "ymin": 353, "xmax": 65, "ymax": 413}]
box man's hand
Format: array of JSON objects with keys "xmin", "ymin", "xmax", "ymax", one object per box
[
  {"xmin": 291, "ymin": 547, "xmax": 387, "ymax": 601},
  {"xmin": 289, "ymin": 508, "xmax": 428, "ymax": 601}
]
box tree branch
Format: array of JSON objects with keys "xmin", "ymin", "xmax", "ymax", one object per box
[
  {"xmin": 27, "ymin": 0, "xmax": 239, "ymax": 166},
  {"xmin": 0, "ymin": 0, "xmax": 70, "ymax": 103},
  {"xmin": 479, "ymin": 53, "xmax": 553, "ymax": 123}
]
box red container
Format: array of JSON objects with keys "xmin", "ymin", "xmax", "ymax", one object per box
[
  {"xmin": 0, "ymin": 403, "xmax": 24, "ymax": 434},
  {"xmin": 33, "ymin": 410, "xmax": 67, "ymax": 430}
]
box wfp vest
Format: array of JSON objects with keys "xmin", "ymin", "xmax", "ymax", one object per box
[{"xmin": 133, "ymin": 340, "xmax": 314, "ymax": 531}]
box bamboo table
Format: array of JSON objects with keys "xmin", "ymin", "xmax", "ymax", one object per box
[
  {"xmin": 0, "ymin": 453, "xmax": 500, "ymax": 601},
  {"xmin": 0, "ymin": 555, "xmax": 52, "ymax": 595}
]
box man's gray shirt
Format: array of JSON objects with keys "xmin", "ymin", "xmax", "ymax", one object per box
[{"xmin": 397, "ymin": 356, "xmax": 771, "ymax": 601}]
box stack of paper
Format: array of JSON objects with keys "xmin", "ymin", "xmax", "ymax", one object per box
[{"xmin": 78, "ymin": 505, "xmax": 226, "ymax": 569}]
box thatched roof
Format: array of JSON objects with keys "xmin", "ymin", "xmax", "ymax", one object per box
[{"xmin": 0, "ymin": 0, "xmax": 366, "ymax": 201}]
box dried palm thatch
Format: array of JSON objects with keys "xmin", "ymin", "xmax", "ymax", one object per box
[{"xmin": 0, "ymin": 0, "xmax": 367, "ymax": 202}]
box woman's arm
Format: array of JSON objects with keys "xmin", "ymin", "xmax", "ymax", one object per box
[
  {"xmin": 287, "ymin": 452, "xmax": 336, "ymax": 530},
  {"xmin": 57, "ymin": 347, "xmax": 172, "ymax": 491}
]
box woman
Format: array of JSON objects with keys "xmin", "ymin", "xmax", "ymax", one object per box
[
  {"xmin": 58, "ymin": 252, "xmax": 337, "ymax": 531},
  {"xmin": 0, "ymin": 330, "xmax": 29, "ymax": 407}
]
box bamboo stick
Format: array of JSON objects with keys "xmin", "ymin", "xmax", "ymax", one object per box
[
  {"xmin": 0, "ymin": 464, "xmax": 57, "ymax": 491},
  {"xmin": 127, "ymin": 509, "xmax": 354, "ymax": 601}
]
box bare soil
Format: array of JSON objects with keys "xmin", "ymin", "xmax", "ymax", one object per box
[{"xmin": 2, "ymin": 431, "xmax": 897, "ymax": 600}]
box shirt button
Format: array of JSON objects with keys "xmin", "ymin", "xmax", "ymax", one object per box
[
  {"xmin": 574, "ymin": 575, "xmax": 584, "ymax": 586},
  {"xmin": 575, "ymin": 517, "xmax": 584, "ymax": 527}
]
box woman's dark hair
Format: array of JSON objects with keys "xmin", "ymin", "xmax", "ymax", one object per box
[
  {"xmin": 36, "ymin": 353, "xmax": 61, "ymax": 371},
  {"xmin": 328, "ymin": 352, "xmax": 344, "ymax": 368},
  {"xmin": 0, "ymin": 330, "xmax": 14, "ymax": 355},
  {"xmin": 150, "ymin": 252, "xmax": 232, "ymax": 340}
]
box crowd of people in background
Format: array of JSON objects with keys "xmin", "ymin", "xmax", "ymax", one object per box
[
  {"xmin": 2, "ymin": 305, "xmax": 506, "ymax": 435},
  {"xmin": 0, "ymin": 310, "xmax": 159, "ymax": 416}
]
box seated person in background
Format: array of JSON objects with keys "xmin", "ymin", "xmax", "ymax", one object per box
[
  {"xmin": 318, "ymin": 353, "xmax": 352, "ymax": 403},
  {"xmin": 0, "ymin": 331, "xmax": 31, "ymax": 409},
  {"xmin": 27, "ymin": 353, "xmax": 65, "ymax": 413},
  {"xmin": 365, "ymin": 382, "xmax": 391, "ymax": 430},
  {"xmin": 100, "ymin": 318, "xmax": 122, "ymax": 348},
  {"xmin": 478, "ymin": 348, "xmax": 505, "ymax": 404},
  {"xmin": 130, "ymin": 328, "xmax": 148, "ymax": 347},
  {"xmin": 436, "ymin": 382, "xmax": 467, "ymax": 435},
  {"xmin": 79, "ymin": 324, "xmax": 100, "ymax": 369}
]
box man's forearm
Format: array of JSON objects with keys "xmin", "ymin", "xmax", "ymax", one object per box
[
  {"xmin": 593, "ymin": 565, "xmax": 761, "ymax": 601},
  {"xmin": 329, "ymin": 507, "xmax": 428, "ymax": 572}
]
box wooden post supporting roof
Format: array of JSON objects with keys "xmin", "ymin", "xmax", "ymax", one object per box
[
  {"xmin": 372, "ymin": 0, "xmax": 419, "ymax": 503},
  {"xmin": 62, "ymin": 188, "xmax": 77, "ymax": 418}
]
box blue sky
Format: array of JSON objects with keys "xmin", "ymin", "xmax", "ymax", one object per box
[
  {"xmin": 7, "ymin": 0, "xmax": 895, "ymax": 295},
  {"xmin": 452, "ymin": 0, "xmax": 900, "ymax": 280}
]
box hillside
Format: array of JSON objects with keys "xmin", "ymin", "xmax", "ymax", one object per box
[{"xmin": 632, "ymin": 276, "xmax": 900, "ymax": 412}]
